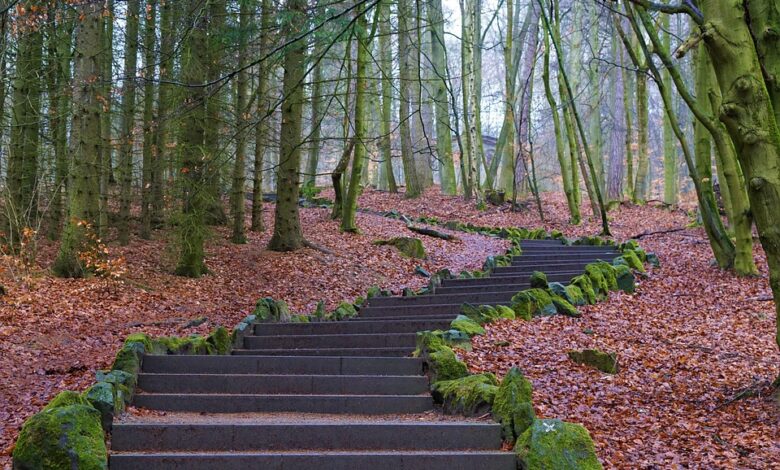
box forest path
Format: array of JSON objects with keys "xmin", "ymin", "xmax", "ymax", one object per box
[{"xmin": 108, "ymin": 239, "xmax": 617, "ymax": 469}]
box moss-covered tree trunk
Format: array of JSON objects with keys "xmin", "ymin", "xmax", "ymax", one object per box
[
  {"xmin": 98, "ymin": 1, "xmax": 114, "ymax": 238},
  {"xmin": 341, "ymin": 2, "xmax": 371, "ymax": 232},
  {"xmin": 140, "ymin": 0, "xmax": 157, "ymax": 240},
  {"xmin": 175, "ymin": 0, "xmax": 209, "ymax": 277},
  {"xmin": 697, "ymin": 0, "xmax": 780, "ymax": 365},
  {"xmin": 268, "ymin": 0, "xmax": 307, "ymax": 251},
  {"xmin": 587, "ymin": 3, "xmax": 604, "ymax": 194},
  {"xmin": 45, "ymin": 10, "xmax": 72, "ymax": 240},
  {"xmin": 230, "ymin": 0, "xmax": 251, "ymax": 244},
  {"xmin": 252, "ymin": 0, "xmax": 273, "ymax": 232},
  {"xmin": 53, "ymin": 0, "xmax": 102, "ymax": 278},
  {"xmin": 377, "ymin": 3, "xmax": 397, "ymax": 193},
  {"xmin": 7, "ymin": 1, "xmax": 43, "ymax": 244},
  {"xmin": 428, "ymin": 0, "xmax": 455, "ymax": 194},
  {"xmin": 117, "ymin": 0, "xmax": 140, "ymax": 245},
  {"xmin": 661, "ymin": 11, "xmax": 678, "ymax": 206},
  {"xmin": 304, "ymin": 52, "xmax": 323, "ymax": 188},
  {"xmin": 398, "ymin": 0, "xmax": 422, "ymax": 198},
  {"xmin": 155, "ymin": 0, "xmax": 175, "ymax": 226},
  {"xmin": 633, "ymin": 62, "xmax": 650, "ymax": 203},
  {"xmin": 607, "ymin": 30, "xmax": 625, "ymax": 203}
]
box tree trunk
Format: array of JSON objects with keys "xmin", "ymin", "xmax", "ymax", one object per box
[
  {"xmin": 118, "ymin": 0, "xmax": 140, "ymax": 245},
  {"xmin": 399, "ymin": 0, "xmax": 422, "ymax": 197},
  {"xmin": 99, "ymin": 1, "xmax": 114, "ymax": 238},
  {"xmin": 231, "ymin": 0, "xmax": 251, "ymax": 244},
  {"xmin": 252, "ymin": 0, "xmax": 273, "ymax": 232},
  {"xmin": 268, "ymin": 0, "xmax": 307, "ymax": 251},
  {"xmin": 428, "ymin": 0, "xmax": 456, "ymax": 194},
  {"xmin": 53, "ymin": 0, "xmax": 102, "ymax": 278},
  {"xmin": 661, "ymin": 11, "xmax": 678, "ymax": 205},
  {"xmin": 634, "ymin": 63, "xmax": 650, "ymax": 203},
  {"xmin": 140, "ymin": 0, "xmax": 157, "ymax": 240},
  {"xmin": 378, "ymin": 3, "xmax": 397, "ymax": 193},
  {"xmin": 607, "ymin": 29, "xmax": 625, "ymax": 202},
  {"xmin": 305, "ymin": 46, "xmax": 323, "ymax": 188},
  {"xmin": 155, "ymin": 0, "xmax": 175, "ymax": 226}
]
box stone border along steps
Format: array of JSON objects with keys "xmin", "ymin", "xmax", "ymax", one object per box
[{"xmin": 109, "ymin": 239, "xmax": 616, "ymax": 469}]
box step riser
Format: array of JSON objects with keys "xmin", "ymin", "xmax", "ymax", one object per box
[
  {"xmin": 504, "ymin": 256, "xmax": 618, "ymax": 264},
  {"xmin": 435, "ymin": 284, "xmax": 530, "ymax": 294},
  {"xmin": 132, "ymin": 394, "xmax": 433, "ymax": 414},
  {"xmin": 368, "ymin": 292, "xmax": 514, "ymax": 307},
  {"xmin": 141, "ymin": 355, "xmax": 424, "ymax": 376},
  {"xmin": 112, "ymin": 424, "xmax": 502, "ymax": 452},
  {"xmin": 138, "ymin": 374, "xmax": 427, "ymax": 395},
  {"xmin": 440, "ymin": 273, "xmax": 576, "ymax": 286},
  {"xmin": 360, "ymin": 303, "xmax": 494, "ymax": 318},
  {"xmin": 232, "ymin": 348, "xmax": 414, "ymax": 357},
  {"xmin": 253, "ymin": 320, "xmax": 452, "ymax": 336},
  {"xmin": 491, "ymin": 271, "xmax": 581, "ymax": 278},
  {"xmin": 109, "ymin": 453, "xmax": 517, "ymax": 470},
  {"xmin": 244, "ymin": 333, "xmax": 417, "ymax": 349},
  {"xmin": 351, "ymin": 314, "xmax": 459, "ymax": 322},
  {"xmin": 520, "ymin": 245, "xmax": 618, "ymax": 251}
]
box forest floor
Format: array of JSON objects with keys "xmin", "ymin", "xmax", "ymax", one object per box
[{"xmin": 1, "ymin": 187, "xmax": 778, "ymax": 469}]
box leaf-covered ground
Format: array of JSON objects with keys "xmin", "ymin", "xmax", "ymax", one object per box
[{"xmin": 2, "ymin": 189, "xmax": 779, "ymax": 469}]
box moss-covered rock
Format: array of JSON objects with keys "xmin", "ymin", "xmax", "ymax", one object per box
[
  {"xmin": 230, "ymin": 314, "xmax": 257, "ymax": 347},
  {"xmin": 568, "ymin": 349, "xmax": 619, "ymax": 374},
  {"xmin": 374, "ymin": 237, "xmax": 426, "ymax": 258},
  {"xmin": 206, "ymin": 326, "xmax": 231, "ymax": 354},
  {"xmin": 332, "ymin": 302, "xmax": 358, "ymax": 320},
  {"xmin": 432, "ymin": 373, "xmax": 499, "ymax": 416},
  {"xmin": 571, "ymin": 275, "xmax": 596, "ymax": 305},
  {"xmin": 551, "ymin": 295, "xmax": 580, "ymax": 318},
  {"xmin": 566, "ymin": 285, "xmax": 586, "ymax": 306},
  {"xmin": 13, "ymin": 404, "xmax": 108, "ymax": 470},
  {"xmin": 414, "ymin": 331, "xmax": 469, "ymax": 382},
  {"xmin": 529, "ymin": 271, "xmax": 549, "ymax": 289},
  {"xmin": 496, "ymin": 305, "xmax": 516, "ymax": 320},
  {"xmin": 613, "ymin": 265, "xmax": 635, "ymax": 294},
  {"xmin": 95, "ymin": 370, "xmax": 135, "ymax": 399},
  {"xmin": 84, "ymin": 382, "xmax": 124, "ymax": 431},
  {"xmin": 584, "ymin": 264, "xmax": 609, "ymax": 299},
  {"xmin": 440, "ymin": 329, "xmax": 473, "ymax": 350},
  {"xmin": 646, "ymin": 252, "xmax": 660, "ymax": 267},
  {"xmin": 111, "ymin": 343, "xmax": 143, "ymax": 377},
  {"xmin": 515, "ymin": 419, "xmax": 602, "ymax": 470},
  {"xmin": 253, "ymin": 297, "xmax": 293, "ymax": 323},
  {"xmin": 44, "ymin": 391, "xmax": 90, "ymax": 411},
  {"xmin": 492, "ymin": 367, "xmax": 535, "ymax": 440},
  {"xmin": 511, "ymin": 288, "xmax": 556, "ymax": 319},
  {"xmin": 451, "ymin": 315, "xmax": 486, "ymax": 336},
  {"xmin": 621, "ymin": 249, "xmax": 646, "ymax": 272}
]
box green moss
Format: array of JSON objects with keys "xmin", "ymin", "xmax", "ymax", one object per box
[
  {"xmin": 432, "ymin": 373, "xmax": 499, "ymax": 416},
  {"xmin": 493, "ymin": 367, "xmax": 535, "ymax": 440},
  {"xmin": 451, "ymin": 315, "xmax": 486, "ymax": 336},
  {"xmin": 511, "ymin": 288, "xmax": 556, "ymax": 319},
  {"xmin": 95, "ymin": 370, "xmax": 135, "ymax": 398},
  {"xmin": 496, "ymin": 305, "xmax": 516, "ymax": 320},
  {"xmin": 253, "ymin": 297, "xmax": 293, "ymax": 323},
  {"xmin": 621, "ymin": 249, "xmax": 646, "ymax": 272},
  {"xmin": 374, "ymin": 236, "xmax": 426, "ymax": 258},
  {"xmin": 584, "ymin": 264, "xmax": 609, "ymax": 299},
  {"xmin": 123, "ymin": 333, "xmax": 153, "ymax": 352},
  {"xmin": 84, "ymin": 382, "xmax": 124, "ymax": 431},
  {"xmin": 414, "ymin": 330, "xmax": 447, "ymax": 356},
  {"xmin": 440, "ymin": 329, "xmax": 473, "ymax": 350},
  {"xmin": 647, "ymin": 252, "xmax": 660, "ymax": 267},
  {"xmin": 551, "ymin": 295, "xmax": 580, "ymax": 318},
  {"xmin": 110, "ymin": 344, "xmax": 142, "ymax": 377},
  {"xmin": 613, "ymin": 265, "xmax": 635, "ymax": 293},
  {"xmin": 565, "ymin": 285, "xmax": 586, "ymax": 306},
  {"xmin": 571, "ymin": 275, "xmax": 596, "ymax": 305},
  {"xmin": 594, "ymin": 261, "xmax": 619, "ymax": 291},
  {"xmin": 332, "ymin": 302, "xmax": 358, "ymax": 320},
  {"xmin": 530, "ymin": 271, "xmax": 549, "ymax": 289},
  {"xmin": 429, "ymin": 348, "xmax": 469, "ymax": 382},
  {"xmin": 13, "ymin": 404, "xmax": 108, "ymax": 470},
  {"xmin": 290, "ymin": 314, "xmax": 310, "ymax": 323},
  {"xmin": 207, "ymin": 326, "xmax": 231, "ymax": 354},
  {"xmin": 568, "ymin": 349, "xmax": 619, "ymax": 374},
  {"xmin": 43, "ymin": 391, "xmax": 90, "ymax": 411},
  {"xmin": 366, "ymin": 285, "xmax": 382, "ymax": 298},
  {"xmin": 514, "ymin": 419, "xmax": 603, "ymax": 470}
]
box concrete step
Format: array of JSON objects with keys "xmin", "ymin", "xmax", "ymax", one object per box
[
  {"xmin": 367, "ymin": 291, "xmax": 514, "ymax": 307},
  {"xmin": 132, "ymin": 393, "xmax": 433, "ymax": 414},
  {"xmin": 509, "ymin": 261, "xmax": 593, "ymax": 270},
  {"xmin": 519, "ymin": 245, "xmax": 618, "ymax": 252},
  {"xmin": 435, "ymin": 283, "xmax": 530, "ymax": 294},
  {"xmin": 359, "ymin": 303, "xmax": 496, "ymax": 318},
  {"xmin": 141, "ymin": 355, "xmax": 424, "ymax": 376},
  {"xmin": 110, "ymin": 451, "xmax": 517, "ymax": 470},
  {"xmin": 509, "ymin": 253, "xmax": 618, "ymax": 262},
  {"xmin": 253, "ymin": 319, "xmax": 452, "ymax": 335},
  {"xmin": 244, "ymin": 333, "xmax": 417, "ymax": 349},
  {"xmin": 137, "ymin": 373, "xmax": 427, "ymax": 395},
  {"xmin": 111, "ymin": 421, "xmax": 503, "ymax": 451},
  {"xmin": 491, "ymin": 270, "xmax": 582, "ymax": 279},
  {"xmin": 232, "ymin": 347, "xmax": 415, "ymax": 357},
  {"xmin": 351, "ymin": 313, "xmax": 459, "ymax": 322},
  {"xmin": 441, "ymin": 271, "xmax": 577, "ymax": 286}
]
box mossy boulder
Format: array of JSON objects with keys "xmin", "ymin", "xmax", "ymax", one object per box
[
  {"xmin": 432, "ymin": 373, "xmax": 499, "ymax": 416},
  {"xmin": 529, "ymin": 271, "xmax": 549, "ymax": 289},
  {"xmin": 44, "ymin": 391, "xmax": 91, "ymax": 411},
  {"xmin": 568, "ymin": 349, "xmax": 619, "ymax": 374},
  {"xmin": 646, "ymin": 252, "xmax": 660, "ymax": 267},
  {"xmin": 496, "ymin": 305, "xmax": 516, "ymax": 320},
  {"xmin": 511, "ymin": 288, "xmax": 556, "ymax": 319},
  {"xmin": 570, "ymin": 275, "xmax": 596, "ymax": 305},
  {"xmin": 584, "ymin": 264, "xmax": 610, "ymax": 299},
  {"xmin": 451, "ymin": 315, "xmax": 486, "ymax": 336},
  {"xmin": 621, "ymin": 249, "xmax": 646, "ymax": 272},
  {"xmin": 253, "ymin": 297, "xmax": 292, "ymax": 323},
  {"xmin": 332, "ymin": 302, "xmax": 358, "ymax": 320},
  {"xmin": 460, "ymin": 303, "xmax": 502, "ymax": 324},
  {"xmin": 84, "ymin": 382, "xmax": 124, "ymax": 430},
  {"xmin": 515, "ymin": 419, "xmax": 602, "ymax": 470},
  {"xmin": 206, "ymin": 326, "xmax": 231, "ymax": 354},
  {"xmin": 374, "ymin": 237, "xmax": 426, "ymax": 259},
  {"xmin": 613, "ymin": 265, "xmax": 635, "ymax": 294},
  {"xmin": 440, "ymin": 329, "xmax": 473, "ymax": 350},
  {"xmin": 13, "ymin": 404, "xmax": 108, "ymax": 470},
  {"xmin": 230, "ymin": 314, "xmax": 256, "ymax": 347},
  {"xmin": 95, "ymin": 370, "xmax": 135, "ymax": 399},
  {"xmin": 414, "ymin": 331, "xmax": 469, "ymax": 382},
  {"xmin": 551, "ymin": 295, "xmax": 580, "ymax": 318},
  {"xmin": 492, "ymin": 367, "xmax": 536, "ymax": 440},
  {"xmin": 110, "ymin": 343, "xmax": 143, "ymax": 377}
]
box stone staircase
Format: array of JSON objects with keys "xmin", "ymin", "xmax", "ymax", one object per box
[{"xmin": 109, "ymin": 239, "xmax": 618, "ymax": 469}]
